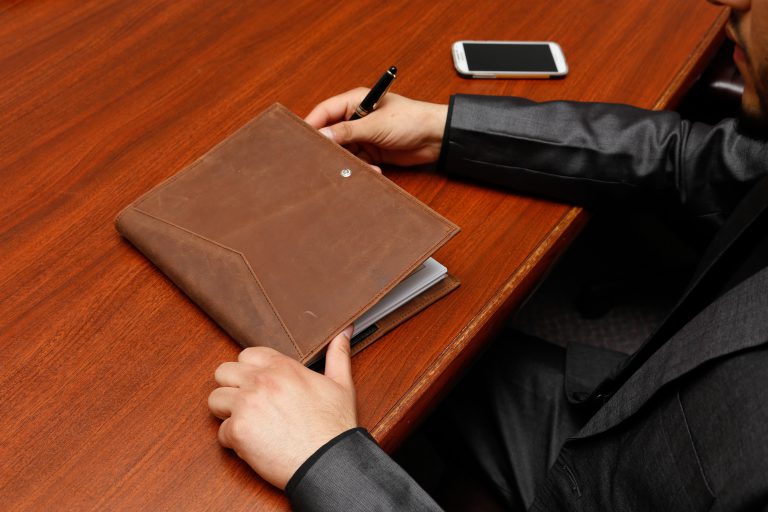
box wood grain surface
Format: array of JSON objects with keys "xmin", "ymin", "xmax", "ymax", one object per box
[{"xmin": 0, "ymin": 1, "xmax": 725, "ymax": 510}]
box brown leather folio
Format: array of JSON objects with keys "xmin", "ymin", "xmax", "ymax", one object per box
[{"xmin": 116, "ymin": 103, "xmax": 460, "ymax": 365}]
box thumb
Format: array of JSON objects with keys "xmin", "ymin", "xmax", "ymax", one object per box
[
  {"xmin": 320, "ymin": 117, "xmax": 378, "ymax": 146},
  {"xmin": 324, "ymin": 326, "xmax": 354, "ymax": 389}
]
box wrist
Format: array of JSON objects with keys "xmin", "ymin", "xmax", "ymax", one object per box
[
  {"xmin": 430, "ymin": 105, "xmax": 448, "ymax": 138},
  {"xmin": 425, "ymin": 104, "xmax": 449, "ymax": 145},
  {"xmin": 412, "ymin": 103, "xmax": 448, "ymax": 165}
]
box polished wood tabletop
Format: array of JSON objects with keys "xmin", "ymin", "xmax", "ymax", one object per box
[{"xmin": 0, "ymin": 1, "xmax": 726, "ymax": 509}]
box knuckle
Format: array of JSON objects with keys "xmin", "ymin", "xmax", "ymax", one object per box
[
  {"xmin": 256, "ymin": 373, "xmax": 283, "ymax": 395},
  {"xmin": 337, "ymin": 122, "xmax": 353, "ymax": 142},
  {"xmin": 208, "ymin": 386, "xmax": 225, "ymax": 402},
  {"xmin": 238, "ymin": 388, "xmax": 260, "ymax": 407},
  {"xmin": 237, "ymin": 347, "xmax": 260, "ymax": 362},
  {"xmin": 228, "ymin": 416, "xmax": 250, "ymax": 442},
  {"xmin": 217, "ymin": 421, "xmax": 231, "ymax": 447},
  {"xmin": 206, "ymin": 390, "xmax": 218, "ymax": 409},
  {"xmin": 254, "ymin": 373, "xmax": 276, "ymax": 391},
  {"xmin": 214, "ymin": 362, "xmax": 232, "ymax": 382},
  {"xmin": 330, "ymin": 344, "xmax": 350, "ymax": 363},
  {"xmin": 238, "ymin": 346, "xmax": 278, "ymax": 365},
  {"xmin": 337, "ymin": 338, "xmax": 351, "ymax": 355}
]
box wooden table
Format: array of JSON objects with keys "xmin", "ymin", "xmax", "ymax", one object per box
[{"xmin": 0, "ymin": 1, "xmax": 726, "ymax": 509}]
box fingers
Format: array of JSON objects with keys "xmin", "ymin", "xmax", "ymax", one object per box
[
  {"xmin": 237, "ymin": 346, "xmax": 281, "ymax": 367},
  {"xmin": 319, "ymin": 116, "xmax": 380, "ymax": 146},
  {"xmin": 214, "ymin": 362, "xmax": 239, "ymax": 387},
  {"xmin": 305, "ymin": 88, "xmax": 369, "ymax": 129},
  {"xmin": 324, "ymin": 326, "xmax": 354, "ymax": 390},
  {"xmin": 208, "ymin": 386, "xmax": 238, "ymax": 420},
  {"xmin": 217, "ymin": 418, "xmax": 230, "ymax": 448},
  {"xmin": 346, "ymin": 145, "xmax": 382, "ymax": 173},
  {"xmin": 306, "ymin": 88, "xmax": 389, "ymax": 147}
]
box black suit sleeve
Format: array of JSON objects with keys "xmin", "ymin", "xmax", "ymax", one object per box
[
  {"xmin": 287, "ymin": 428, "xmax": 442, "ymax": 512},
  {"xmin": 439, "ymin": 94, "xmax": 768, "ymax": 227}
]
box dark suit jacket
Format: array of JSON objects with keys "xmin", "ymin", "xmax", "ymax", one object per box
[{"xmin": 287, "ymin": 95, "xmax": 768, "ymax": 511}]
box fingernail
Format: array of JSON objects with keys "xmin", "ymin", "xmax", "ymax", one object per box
[
  {"xmin": 342, "ymin": 326, "xmax": 354, "ymax": 340},
  {"xmin": 319, "ymin": 127, "xmax": 334, "ymax": 141}
]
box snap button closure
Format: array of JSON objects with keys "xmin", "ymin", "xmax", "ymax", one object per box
[{"xmin": 340, "ymin": 168, "xmax": 352, "ymax": 177}]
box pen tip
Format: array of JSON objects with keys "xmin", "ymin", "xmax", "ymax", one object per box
[{"xmin": 389, "ymin": 66, "xmax": 397, "ymax": 76}]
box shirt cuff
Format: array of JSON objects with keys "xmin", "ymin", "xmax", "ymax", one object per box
[
  {"xmin": 285, "ymin": 427, "xmax": 373, "ymax": 496},
  {"xmin": 436, "ymin": 95, "xmax": 456, "ymax": 172}
]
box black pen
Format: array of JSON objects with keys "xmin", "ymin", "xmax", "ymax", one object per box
[{"xmin": 349, "ymin": 66, "xmax": 397, "ymax": 120}]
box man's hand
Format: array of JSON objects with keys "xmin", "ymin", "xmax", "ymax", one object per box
[
  {"xmin": 305, "ymin": 88, "xmax": 448, "ymax": 167},
  {"xmin": 208, "ymin": 327, "xmax": 357, "ymax": 490}
]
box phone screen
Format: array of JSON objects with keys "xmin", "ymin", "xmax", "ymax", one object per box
[{"xmin": 463, "ymin": 43, "xmax": 557, "ymax": 72}]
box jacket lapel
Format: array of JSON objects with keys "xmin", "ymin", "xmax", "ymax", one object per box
[
  {"xmin": 575, "ymin": 175, "xmax": 768, "ymax": 439},
  {"xmin": 684, "ymin": 175, "xmax": 768, "ymax": 295},
  {"xmin": 575, "ymin": 263, "xmax": 768, "ymax": 440},
  {"xmin": 598, "ymin": 175, "xmax": 768, "ymax": 389}
]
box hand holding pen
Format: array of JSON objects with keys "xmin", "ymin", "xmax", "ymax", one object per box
[{"xmin": 305, "ymin": 67, "xmax": 449, "ymax": 167}]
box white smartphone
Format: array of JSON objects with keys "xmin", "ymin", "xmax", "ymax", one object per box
[{"xmin": 452, "ymin": 41, "xmax": 568, "ymax": 79}]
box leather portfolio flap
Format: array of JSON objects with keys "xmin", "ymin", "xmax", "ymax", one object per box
[{"xmin": 116, "ymin": 103, "xmax": 459, "ymax": 364}]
